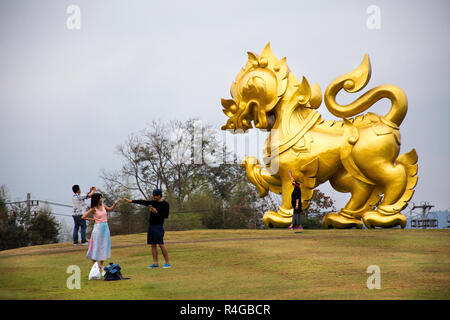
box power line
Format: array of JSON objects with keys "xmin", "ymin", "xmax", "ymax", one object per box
[
  {"xmin": 39, "ymin": 200, "xmax": 72, "ymax": 208},
  {"xmin": 3, "ymin": 200, "xmax": 31, "ymax": 205},
  {"xmin": 5, "ymin": 198, "xmax": 214, "ymax": 214},
  {"xmin": 3, "ymin": 199, "xmax": 68, "ymax": 207}
]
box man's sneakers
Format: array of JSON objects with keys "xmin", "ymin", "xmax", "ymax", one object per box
[
  {"xmin": 74, "ymin": 242, "xmax": 89, "ymax": 246},
  {"xmin": 147, "ymin": 263, "xmax": 171, "ymax": 269}
]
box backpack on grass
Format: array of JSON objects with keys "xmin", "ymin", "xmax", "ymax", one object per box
[{"xmin": 103, "ymin": 262, "xmax": 130, "ymax": 281}]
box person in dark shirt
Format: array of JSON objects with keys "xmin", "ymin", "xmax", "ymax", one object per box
[
  {"xmin": 123, "ymin": 189, "xmax": 171, "ymax": 268},
  {"xmin": 287, "ymin": 170, "xmax": 303, "ymax": 231}
]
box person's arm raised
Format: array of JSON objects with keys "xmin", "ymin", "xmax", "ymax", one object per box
[
  {"xmin": 288, "ymin": 170, "xmax": 296, "ymax": 184},
  {"xmin": 87, "ymin": 186, "xmax": 96, "ymax": 198},
  {"xmin": 105, "ymin": 199, "xmax": 121, "ymax": 212},
  {"xmin": 130, "ymin": 199, "xmax": 152, "ymax": 206}
]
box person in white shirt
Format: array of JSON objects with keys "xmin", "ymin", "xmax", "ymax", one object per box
[{"xmin": 72, "ymin": 185, "xmax": 96, "ymax": 245}]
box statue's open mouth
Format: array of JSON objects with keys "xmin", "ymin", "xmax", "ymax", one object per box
[
  {"xmin": 239, "ymin": 101, "xmax": 257, "ymax": 130},
  {"xmin": 221, "ymin": 96, "xmax": 275, "ymax": 132},
  {"xmin": 247, "ymin": 102, "xmax": 275, "ymax": 131},
  {"xmin": 226, "ymin": 108, "xmax": 273, "ymax": 132},
  {"xmin": 222, "ymin": 103, "xmax": 275, "ymax": 132}
]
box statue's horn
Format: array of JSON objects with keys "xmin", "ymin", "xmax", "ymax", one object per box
[
  {"xmin": 308, "ymin": 83, "xmax": 322, "ymax": 109},
  {"xmin": 296, "ymin": 76, "xmax": 311, "ymax": 105}
]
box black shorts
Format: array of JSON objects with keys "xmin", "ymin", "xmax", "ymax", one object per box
[{"xmin": 147, "ymin": 224, "xmax": 165, "ymax": 244}]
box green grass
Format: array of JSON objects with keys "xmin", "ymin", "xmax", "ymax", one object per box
[{"xmin": 0, "ymin": 229, "xmax": 449, "ymax": 300}]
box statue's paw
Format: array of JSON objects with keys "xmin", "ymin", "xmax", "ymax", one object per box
[
  {"xmin": 362, "ymin": 211, "xmax": 407, "ymax": 229},
  {"xmin": 322, "ymin": 213, "xmax": 363, "ymax": 229},
  {"xmin": 262, "ymin": 211, "xmax": 292, "ymax": 228}
]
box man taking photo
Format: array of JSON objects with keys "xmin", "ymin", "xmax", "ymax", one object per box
[{"xmin": 72, "ymin": 185, "xmax": 96, "ymax": 245}]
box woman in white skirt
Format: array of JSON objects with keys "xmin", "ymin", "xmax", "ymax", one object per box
[{"xmin": 82, "ymin": 193, "xmax": 121, "ymax": 274}]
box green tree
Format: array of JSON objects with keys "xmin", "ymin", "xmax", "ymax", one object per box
[
  {"xmin": 0, "ymin": 185, "xmax": 8, "ymax": 225},
  {"xmin": 200, "ymin": 169, "xmax": 270, "ymax": 229},
  {"xmin": 28, "ymin": 206, "xmax": 60, "ymax": 245},
  {"xmin": 0, "ymin": 186, "xmax": 61, "ymax": 250},
  {"xmin": 0, "ymin": 187, "xmax": 30, "ymax": 250},
  {"xmin": 0, "ymin": 220, "xmax": 29, "ymax": 251}
]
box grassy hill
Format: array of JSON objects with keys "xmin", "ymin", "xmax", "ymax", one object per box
[{"xmin": 0, "ymin": 229, "xmax": 449, "ymax": 300}]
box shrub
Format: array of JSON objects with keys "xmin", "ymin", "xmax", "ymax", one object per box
[
  {"xmin": 302, "ymin": 215, "xmax": 323, "ymax": 229},
  {"xmin": 28, "ymin": 209, "xmax": 60, "ymax": 245},
  {"xmin": 0, "ymin": 221, "xmax": 30, "ymax": 251}
]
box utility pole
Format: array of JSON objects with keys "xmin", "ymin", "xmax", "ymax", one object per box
[
  {"xmin": 26, "ymin": 193, "xmax": 31, "ymax": 216},
  {"xmin": 411, "ymin": 202, "xmax": 435, "ymax": 229}
]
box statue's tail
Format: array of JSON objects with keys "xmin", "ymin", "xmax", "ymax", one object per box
[{"xmin": 324, "ymin": 55, "xmax": 407, "ymax": 127}]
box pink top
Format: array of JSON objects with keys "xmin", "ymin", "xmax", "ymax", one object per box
[{"xmin": 93, "ymin": 205, "xmax": 108, "ymax": 223}]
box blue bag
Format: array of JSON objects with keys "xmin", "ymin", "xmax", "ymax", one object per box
[{"xmin": 103, "ymin": 262, "xmax": 130, "ymax": 281}]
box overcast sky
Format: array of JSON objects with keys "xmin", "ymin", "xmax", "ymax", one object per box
[{"xmin": 0, "ymin": 0, "xmax": 449, "ymax": 216}]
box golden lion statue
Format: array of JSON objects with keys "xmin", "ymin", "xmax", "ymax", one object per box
[{"xmin": 220, "ymin": 43, "xmax": 418, "ymax": 229}]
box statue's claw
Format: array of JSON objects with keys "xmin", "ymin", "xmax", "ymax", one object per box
[
  {"xmin": 362, "ymin": 211, "xmax": 407, "ymax": 229},
  {"xmin": 262, "ymin": 211, "xmax": 292, "ymax": 228},
  {"xmin": 322, "ymin": 213, "xmax": 363, "ymax": 229}
]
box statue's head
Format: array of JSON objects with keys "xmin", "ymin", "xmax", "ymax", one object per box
[
  {"xmin": 221, "ymin": 43, "xmax": 323, "ymax": 132},
  {"xmin": 221, "ymin": 43, "xmax": 289, "ymax": 132}
]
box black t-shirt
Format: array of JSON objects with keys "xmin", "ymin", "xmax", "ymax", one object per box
[
  {"xmin": 291, "ymin": 184, "xmax": 302, "ymax": 213},
  {"xmin": 132, "ymin": 199, "xmax": 170, "ymax": 226}
]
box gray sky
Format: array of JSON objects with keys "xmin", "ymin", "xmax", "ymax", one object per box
[{"xmin": 1, "ymin": 0, "xmax": 449, "ymax": 215}]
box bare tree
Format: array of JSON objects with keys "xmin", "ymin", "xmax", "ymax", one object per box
[{"xmin": 101, "ymin": 119, "xmax": 228, "ymax": 209}]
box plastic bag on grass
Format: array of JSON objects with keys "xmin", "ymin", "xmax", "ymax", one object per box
[{"xmin": 89, "ymin": 262, "xmax": 101, "ymax": 280}]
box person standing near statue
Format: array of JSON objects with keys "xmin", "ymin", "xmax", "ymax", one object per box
[
  {"xmin": 72, "ymin": 185, "xmax": 96, "ymax": 245},
  {"xmin": 123, "ymin": 188, "xmax": 171, "ymax": 269},
  {"xmin": 287, "ymin": 171, "xmax": 303, "ymax": 230}
]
